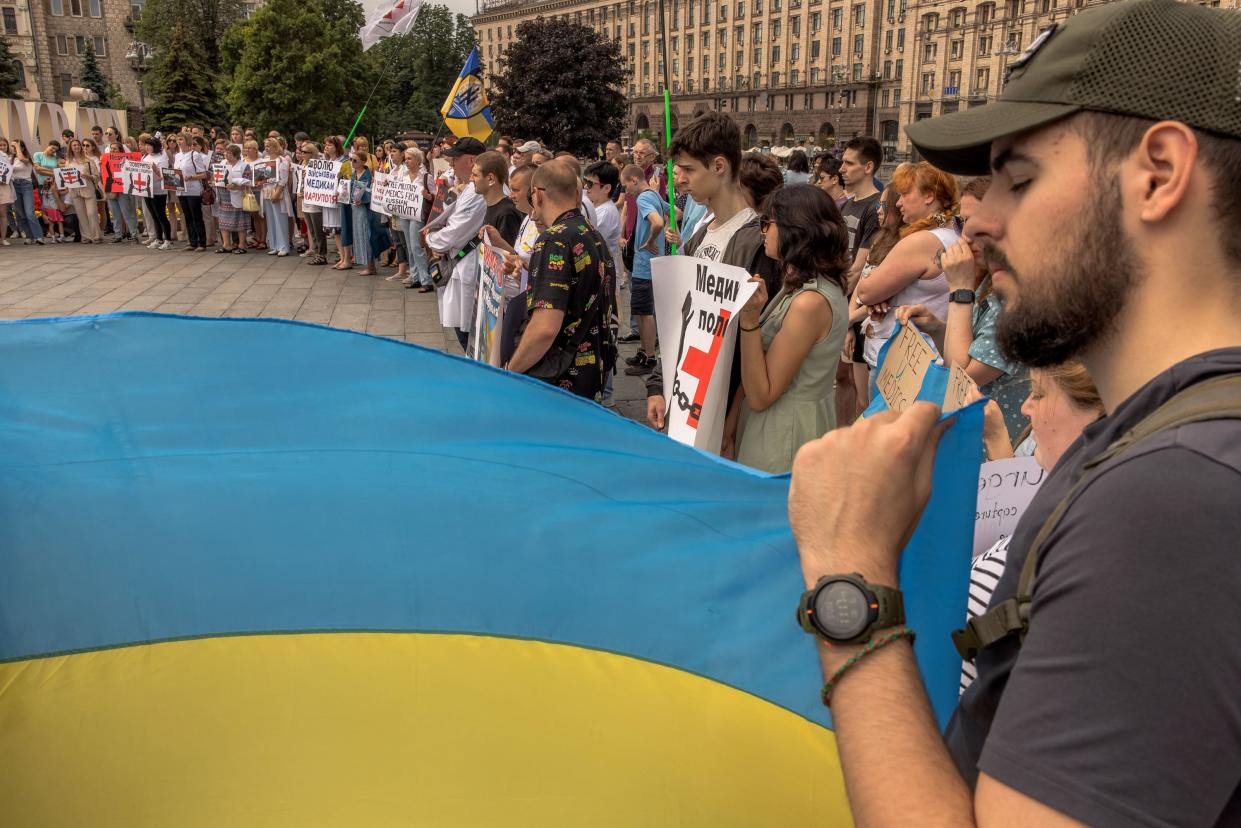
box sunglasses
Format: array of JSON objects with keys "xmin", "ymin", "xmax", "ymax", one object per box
[
  {"xmin": 583, "ymin": 179, "xmax": 602, "ymax": 190},
  {"xmin": 759, "ymin": 217, "xmax": 773, "ymax": 233}
]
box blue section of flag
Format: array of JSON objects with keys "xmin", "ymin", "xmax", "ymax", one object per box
[{"xmin": 0, "ymin": 313, "xmax": 981, "ymax": 729}]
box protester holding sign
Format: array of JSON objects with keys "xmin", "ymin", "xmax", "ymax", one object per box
[
  {"xmin": 141, "ymin": 136, "xmax": 173, "ymax": 250},
  {"xmin": 102, "ymin": 141, "xmax": 141, "ymax": 244},
  {"xmin": 720, "ymin": 186, "xmax": 850, "ymax": 472},
  {"xmin": 320, "ymin": 136, "xmax": 346, "ymax": 267},
  {"xmin": 348, "ymin": 142, "xmax": 377, "ymax": 275},
  {"xmin": 261, "ymin": 138, "xmax": 293, "ymax": 257},
  {"xmin": 218, "ymin": 144, "xmax": 251, "ymax": 255},
  {"xmin": 65, "ymin": 139, "xmax": 102, "ymax": 244},
  {"xmin": 855, "ymin": 162, "xmax": 959, "ymax": 370},
  {"xmin": 0, "ymin": 137, "xmax": 15, "ymax": 246},
  {"xmin": 297, "ymin": 142, "xmax": 328, "ymax": 266},
  {"xmin": 391, "ymin": 146, "xmax": 433, "ymax": 289},
  {"xmin": 174, "ymin": 136, "xmax": 210, "ymax": 252},
  {"xmin": 7, "ymin": 140, "xmax": 43, "ymax": 244}
]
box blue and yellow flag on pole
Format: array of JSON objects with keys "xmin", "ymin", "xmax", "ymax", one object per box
[{"xmin": 440, "ymin": 46, "xmax": 494, "ymax": 143}]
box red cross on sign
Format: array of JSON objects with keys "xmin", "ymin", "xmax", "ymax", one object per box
[{"xmin": 678, "ymin": 308, "xmax": 731, "ymax": 428}]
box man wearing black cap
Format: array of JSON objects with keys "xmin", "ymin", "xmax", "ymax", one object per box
[
  {"xmin": 425, "ymin": 136, "xmax": 488, "ymax": 350},
  {"xmin": 785, "ymin": 1, "xmax": 1241, "ymax": 824}
]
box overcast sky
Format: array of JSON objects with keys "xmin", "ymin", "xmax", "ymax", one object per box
[{"xmin": 362, "ymin": 0, "xmax": 481, "ymax": 22}]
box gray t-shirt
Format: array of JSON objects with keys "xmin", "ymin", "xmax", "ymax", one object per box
[{"xmin": 947, "ymin": 348, "xmax": 1241, "ymax": 827}]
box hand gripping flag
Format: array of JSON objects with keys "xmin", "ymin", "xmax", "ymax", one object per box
[
  {"xmin": 358, "ymin": 0, "xmax": 423, "ymax": 52},
  {"xmin": 440, "ymin": 46, "xmax": 494, "ymax": 143},
  {"xmin": 0, "ymin": 312, "xmax": 981, "ymax": 825}
]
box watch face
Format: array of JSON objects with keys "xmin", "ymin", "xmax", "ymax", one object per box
[{"xmin": 814, "ymin": 581, "xmax": 872, "ymax": 641}]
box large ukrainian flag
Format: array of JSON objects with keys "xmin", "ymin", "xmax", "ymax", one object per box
[
  {"xmin": 0, "ymin": 313, "xmax": 982, "ymax": 826},
  {"xmin": 441, "ymin": 46, "xmax": 494, "ymax": 143}
]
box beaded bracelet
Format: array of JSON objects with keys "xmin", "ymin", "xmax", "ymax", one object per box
[{"xmin": 820, "ymin": 626, "xmax": 916, "ymax": 707}]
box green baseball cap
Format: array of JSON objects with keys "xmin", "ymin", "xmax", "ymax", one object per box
[{"xmin": 905, "ymin": 0, "xmax": 1241, "ymax": 175}]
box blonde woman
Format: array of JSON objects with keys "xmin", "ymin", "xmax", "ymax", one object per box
[
  {"xmin": 0, "ymin": 136, "xmax": 16, "ymax": 245},
  {"xmin": 242, "ymin": 139, "xmax": 266, "ymax": 249},
  {"xmin": 83, "ymin": 137, "xmax": 109, "ymax": 237},
  {"xmin": 66, "ymin": 138, "xmax": 102, "ymax": 243},
  {"xmin": 165, "ymin": 133, "xmax": 185, "ymax": 242},
  {"xmin": 261, "ymin": 136, "xmax": 293, "ymax": 256}
]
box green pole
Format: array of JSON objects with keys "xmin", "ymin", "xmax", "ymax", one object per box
[
  {"xmin": 662, "ymin": 88, "xmax": 678, "ymax": 255},
  {"xmin": 344, "ymin": 105, "xmax": 368, "ymax": 149}
]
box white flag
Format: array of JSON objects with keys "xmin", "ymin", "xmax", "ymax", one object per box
[{"xmin": 359, "ymin": 0, "xmax": 424, "ymax": 51}]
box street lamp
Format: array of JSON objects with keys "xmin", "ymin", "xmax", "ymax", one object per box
[{"xmin": 125, "ymin": 41, "xmax": 154, "ymax": 110}]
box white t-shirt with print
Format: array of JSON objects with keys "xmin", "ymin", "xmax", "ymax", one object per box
[{"xmin": 693, "ymin": 207, "xmax": 756, "ymax": 263}]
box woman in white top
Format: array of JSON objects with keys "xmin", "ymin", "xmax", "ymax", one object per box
[
  {"xmin": 141, "ymin": 136, "xmax": 173, "ymax": 249},
  {"xmin": 855, "ymin": 161, "xmax": 960, "ymax": 370},
  {"xmin": 164, "ymin": 133, "xmax": 186, "ymax": 242},
  {"xmin": 175, "ymin": 135, "xmax": 211, "ymax": 251},
  {"xmin": 8, "ymin": 140, "xmax": 43, "ymax": 243},
  {"xmin": 391, "ymin": 145, "xmax": 433, "ymax": 289},
  {"xmin": 320, "ymin": 135, "xmax": 344, "ymax": 266},
  {"xmin": 261, "ymin": 137, "xmax": 293, "ymax": 256},
  {"xmin": 298, "ymin": 141, "xmax": 328, "ymax": 266},
  {"xmin": 0, "ymin": 136, "xmax": 16, "ymax": 245},
  {"xmin": 220, "ymin": 144, "xmax": 251, "ymax": 255},
  {"xmin": 65, "ymin": 138, "xmax": 103, "ymax": 242}
]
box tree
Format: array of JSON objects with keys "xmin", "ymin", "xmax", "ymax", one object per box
[
  {"xmin": 490, "ymin": 18, "xmax": 626, "ymax": 156},
  {"xmin": 79, "ymin": 43, "xmax": 109, "ymax": 107},
  {"xmin": 145, "ymin": 21, "xmax": 220, "ymax": 128},
  {"xmin": 138, "ymin": 0, "xmax": 244, "ymax": 70},
  {"xmin": 221, "ymin": 0, "xmax": 365, "ymax": 137},
  {"xmin": 0, "ymin": 37, "xmax": 23, "ymax": 99}
]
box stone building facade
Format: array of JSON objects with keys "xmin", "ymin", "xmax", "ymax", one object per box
[{"xmin": 472, "ymin": 0, "xmax": 1237, "ymax": 161}]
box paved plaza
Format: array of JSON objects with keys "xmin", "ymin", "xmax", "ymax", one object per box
[{"xmin": 0, "ymin": 244, "xmax": 651, "ymax": 422}]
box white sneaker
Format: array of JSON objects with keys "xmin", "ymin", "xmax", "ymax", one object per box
[
  {"xmin": 159, "ymin": 241, "xmax": 172, "ymax": 250},
  {"xmin": 147, "ymin": 239, "xmax": 160, "ymax": 249}
]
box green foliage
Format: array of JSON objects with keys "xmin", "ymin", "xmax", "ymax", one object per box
[
  {"xmin": 138, "ymin": 0, "xmax": 245, "ymax": 68},
  {"xmin": 221, "ymin": 0, "xmax": 365, "ymax": 138},
  {"xmin": 79, "ymin": 43, "xmax": 109, "ymax": 108},
  {"xmin": 102, "ymin": 81, "xmax": 129, "ymax": 111},
  {"xmin": 490, "ymin": 18, "xmax": 627, "ymax": 157},
  {"xmin": 359, "ymin": 6, "xmax": 475, "ymax": 140},
  {"xmin": 0, "ymin": 37, "xmax": 22, "ymax": 99},
  {"xmin": 145, "ymin": 21, "xmax": 220, "ymax": 128}
]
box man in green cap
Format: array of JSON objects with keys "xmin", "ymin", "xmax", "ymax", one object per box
[{"xmin": 785, "ymin": 0, "xmax": 1241, "ymax": 824}]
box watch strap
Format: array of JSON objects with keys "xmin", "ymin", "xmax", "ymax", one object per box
[
  {"xmin": 868, "ymin": 583, "xmax": 906, "ymax": 631},
  {"xmin": 949, "ymin": 288, "xmax": 976, "ymax": 304}
]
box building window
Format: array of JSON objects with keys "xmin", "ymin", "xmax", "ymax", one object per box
[
  {"xmin": 736, "ymin": 0, "xmax": 744, "ymax": 16},
  {"xmin": 810, "ymin": 40, "xmax": 820, "ymax": 59},
  {"xmin": 790, "ymin": 15, "xmax": 799, "ymax": 35},
  {"xmin": 790, "ymin": 68, "xmax": 798, "ymax": 83},
  {"xmin": 771, "ymin": 70, "xmax": 779, "ymax": 85},
  {"xmin": 687, "ymin": 55, "xmax": 694, "ymax": 72},
  {"xmin": 950, "ymin": 6, "xmax": 964, "ymax": 26},
  {"xmin": 703, "ymin": 30, "xmax": 710, "ymax": 47},
  {"xmin": 719, "ymin": 26, "xmax": 726, "ymax": 44},
  {"xmin": 791, "ymin": 42, "xmax": 799, "ymax": 62},
  {"xmin": 69, "ymin": 0, "xmax": 81, "ymax": 15},
  {"xmin": 881, "ymin": 88, "xmax": 889, "ymax": 107},
  {"xmin": 921, "ymin": 71, "xmax": 934, "ymax": 93},
  {"xmin": 753, "ymin": 46, "xmax": 761, "ymax": 64},
  {"xmin": 687, "ymin": 33, "xmax": 694, "ymax": 49},
  {"xmin": 979, "ymin": 34, "xmax": 991, "ymax": 55},
  {"xmin": 735, "ymin": 48, "xmax": 743, "ymax": 64},
  {"xmin": 50, "ymin": 0, "xmax": 63, "ymax": 14},
  {"xmin": 897, "ymin": 28, "xmax": 905, "ymax": 49},
  {"xmin": 854, "ymin": 33, "xmax": 864, "ymax": 56},
  {"xmin": 883, "ymin": 59, "xmax": 891, "ymax": 78},
  {"xmin": 753, "ymin": 0, "xmax": 762, "ymax": 12},
  {"xmin": 951, "ymin": 39, "xmax": 963, "ymax": 59},
  {"xmin": 753, "ymin": 21, "xmax": 761, "ymax": 38},
  {"xmin": 922, "ymin": 12, "xmax": 938, "ymax": 31},
  {"xmin": 923, "ymin": 42, "xmax": 936, "ymax": 62},
  {"xmin": 718, "ymin": 52, "xmax": 726, "ymax": 68},
  {"xmin": 853, "ymin": 3, "xmax": 864, "ymax": 25},
  {"xmin": 948, "ymin": 69, "xmax": 961, "ymax": 92},
  {"xmin": 978, "ymin": 2, "xmax": 995, "ymax": 24},
  {"xmin": 89, "ymin": 0, "xmax": 100, "ymax": 15},
  {"xmin": 2, "ymin": 7, "xmax": 14, "ymax": 33},
  {"xmin": 59, "ymin": 73, "xmax": 72, "ymax": 97},
  {"xmin": 771, "ymin": 17, "xmax": 779, "ymax": 36},
  {"xmin": 831, "ymin": 36, "xmax": 840, "ymax": 56},
  {"xmin": 975, "ymin": 66, "xmax": 990, "ymax": 92},
  {"xmin": 810, "ymin": 11, "xmax": 820, "ymax": 31},
  {"xmin": 771, "ymin": 0, "xmax": 780, "ymax": 11},
  {"xmin": 770, "ymin": 44, "xmax": 779, "ymax": 62},
  {"xmin": 831, "ymin": 7, "xmax": 841, "ymax": 28},
  {"xmin": 733, "ymin": 24, "xmax": 742, "ymax": 43},
  {"xmin": 719, "ymin": 2, "xmax": 726, "ymax": 19},
  {"xmin": 885, "ymin": 29, "xmax": 892, "ymax": 51},
  {"xmin": 55, "ymin": 33, "xmax": 68, "ymax": 54},
  {"xmin": 94, "ymin": 35, "xmax": 105, "ymax": 55},
  {"xmin": 852, "ymin": 62, "xmax": 861, "ymax": 80},
  {"xmin": 895, "ymin": 58, "xmax": 903, "ymax": 78}
]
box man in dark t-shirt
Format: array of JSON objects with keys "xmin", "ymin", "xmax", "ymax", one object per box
[
  {"xmin": 785, "ymin": 2, "xmax": 1241, "ymax": 824},
  {"xmin": 836, "ymin": 137, "xmax": 883, "ymax": 424},
  {"xmin": 470, "ymin": 150, "xmax": 524, "ymax": 248},
  {"xmin": 507, "ymin": 161, "xmax": 615, "ymax": 402}
]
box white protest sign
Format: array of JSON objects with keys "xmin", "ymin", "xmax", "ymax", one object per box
[
  {"xmin": 875, "ymin": 322, "xmax": 938, "ymax": 413},
  {"xmin": 210, "ymin": 162, "xmax": 228, "ymax": 188},
  {"xmin": 382, "ymin": 176, "xmax": 421, "ymax": 220},
  {"xmin": 302, "ymin": 159, "xmax": 342, "ymax": 207},
  {"xmin": 974, "ymin": 456, "xmax": 1045, "ymax": 557},
  {"xmin": 336, "ymin": 179, "xmax": 352, "ymax": 205},
  {"xmin": 292, "ymin": 164, "xmax": 304, "ymax": 196},
  {"xmin": 0, "ymin": 156, "xmax": 10, "ymax": 185},
  {"xmin": 369, "ymin": 172, "xmax": 392, "ymax": 215},
  {"xmin": 54, "ymin": 166, "xmax": 87, "ymax": 190},
  {"xmin": 652, "ymin": 256, "xmax": 758, "ymax": 453},
  {"xmin": 119, "ymin": 159, "xmax": 152, "ymax": 197}
]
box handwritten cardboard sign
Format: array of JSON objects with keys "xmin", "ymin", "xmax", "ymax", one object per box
[
  {"xmin": 875, "ymin": 322, "xmax": 938, "ymax": 413},
  {"xmin": 974, "ymin": 456, "xmax": 1045, "ymax": 557},
  {"xmin": 944, "ymin": 363, "xmax": 980, "ymax": 413}
]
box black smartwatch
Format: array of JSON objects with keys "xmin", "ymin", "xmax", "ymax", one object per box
[
  {"xmin": 948, "ymin": 289, "xmax": 976, "ymax": 305},
  {"xmin": 797, "ymin": 574, "xmax": 905, "ymax": 645}
]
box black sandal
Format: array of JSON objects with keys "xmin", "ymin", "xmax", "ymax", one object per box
[
  {"xmin": 231, "ymin": 247, "xmax": 247, "ymax": 255},
  {"xmin": 214, "ymin": 248, "xmax": 229, "ymax": 254}
]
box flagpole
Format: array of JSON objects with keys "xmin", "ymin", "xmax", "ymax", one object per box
[
  {"xmin": 343, "ymin": 53, "xmax": 398, "ymax": 147},
  {"xmin": 656, "ymin": 0, "xmax": 678, "ymax": 254}
]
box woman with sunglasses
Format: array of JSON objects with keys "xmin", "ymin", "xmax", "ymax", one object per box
[{"xmin": 722, "ymin": 185, "xmax": 851, "ymax": 473}]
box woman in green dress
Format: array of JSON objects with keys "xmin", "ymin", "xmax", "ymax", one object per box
[{"xmin": 724, "ymin": 185, "xmax": 852, "ymax": 474}]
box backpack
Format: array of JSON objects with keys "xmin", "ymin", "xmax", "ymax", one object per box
[{"xmin": 953, "ymin": 373, "xmax": 1241, "ymax": 662}]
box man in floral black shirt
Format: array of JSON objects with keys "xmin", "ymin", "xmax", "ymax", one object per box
[{"xmin": 506, "ymin": 161, "xmax": 616, "ymax": 402}]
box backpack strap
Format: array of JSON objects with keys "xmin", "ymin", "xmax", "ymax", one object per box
[{"xmin": 953, "ymin": 372, "xmax": 1241, "ymax": 662}]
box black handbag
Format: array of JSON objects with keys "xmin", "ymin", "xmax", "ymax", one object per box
[
  {"xmin": 429, "ymin": 237, "xmax": 480, "ymax": 288},
  {"xmin": 622, "ymin": 235, "xmax": 635, "ymax": 272}
]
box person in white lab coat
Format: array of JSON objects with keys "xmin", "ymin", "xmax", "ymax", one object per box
[{"xmin": 424, "ymin": 136, "xmax": 487, "ymax": 351}]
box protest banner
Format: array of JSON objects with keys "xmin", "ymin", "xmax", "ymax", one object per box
[
  {"xmin": 369, "ymin": 172, "xmax": 392, "ymax": 215},
  {"xmin": 292, "ymin": 165, "xmax": 304, "ymax": 196},
  {"xmin": 336, "ymin": 179, "xmax": 352, "ymax": 205},
  {"xmin": 875, "ymin": 321, "xmax": 938, "ymax": 413},
  {"xmin": 382, "ymin": 177, "xmax": 421, "ymax": 220},
  {"xmin": 471, "ymin": 241, "xmax": 506, "ymax": 365},
  {"xmin": 210, "ymin": 163, "xmax": 228, "ymax": 189},
  {"xmin": 302, "ymin": 159, "xmax": 342, "ymax": 208},
  {"xmin": 161, "ymin": 168, "xmax": 183, "ymax": 192},
  {"xmin": 944, "ymin": 363, "xmax": 980, "ymax": 413},
  {"xmin": 974, "ymin": 455, "xmax": 1045, "ymax": 557},
  {"xmin": 652, "ymin": 257, "xmax": 758, "ymax": 453},
  {"xmin": 53, "ymin": 167, "xmax": 86, "ymax": 190},
  {"xmin": 119, "ymin": 159, "xmax": 152, "ymax": 197},
  {"xmin": 0, "ymin": 156, "xmax": 10, "ymax": 185},
  {"xmin": 250, "ymin": 159, "xmax": 275, "ymax": 187}
]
